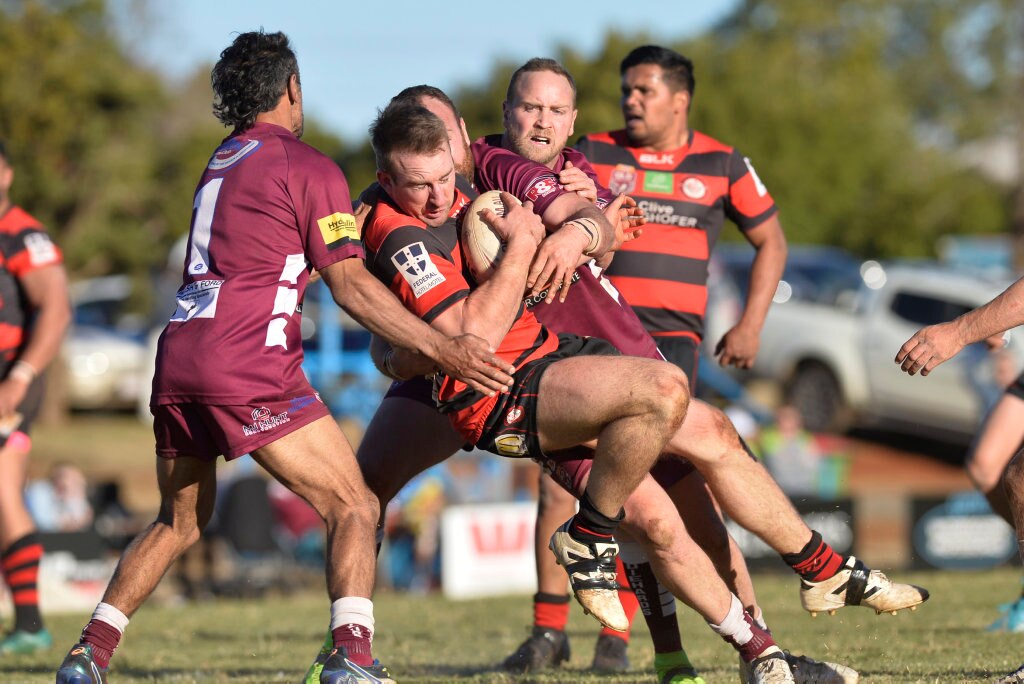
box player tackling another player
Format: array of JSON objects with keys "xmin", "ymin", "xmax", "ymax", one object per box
[{"xmin": 52, "ymin": 30, "xmax": 517, "ymax": 684}]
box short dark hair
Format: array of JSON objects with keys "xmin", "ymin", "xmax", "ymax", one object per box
[
  {"xmin": 506, "ymin": 57, "xmax": 577, "ymax": 104},
  {"xmin": 211, "ymin": 30, "xmax": 299, "ymax": 131},
  {"xmin": 621, "ymin": 45, "xmax": 695, "ymax": 96},
  {"xmin": 391, "ymin": 85, "xmax": 462, "ymax": 122},
  {"xmin": 0, "ymin": 140, "xmax": 7, "ymax": 164},
  {"xmin": 370, "ymin": 103, "xmax": 449, "ymax": 174}
]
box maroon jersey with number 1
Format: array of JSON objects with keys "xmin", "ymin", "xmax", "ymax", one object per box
[{"xmin": 152, "ymin": 122, "xmax": 362, "ymax": 405}]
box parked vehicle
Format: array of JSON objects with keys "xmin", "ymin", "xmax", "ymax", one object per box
[
  {"xmin": 62, "ymin": 276, "xmax": 149, "ymax": 411},
  {"xmin": 745, "ymin": 262, "xmax": 1024, "ymax": 440}
]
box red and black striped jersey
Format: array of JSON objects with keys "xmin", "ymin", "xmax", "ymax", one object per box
[
  {"xmin": 0, "ymin": 206, "xmax": 64, "ymax": 361},
  {"xmin": 361, "ymin": 186, "xmax": 557, "ymax": 446},
  {"xmin": 575, "ymin": 129, "xmax": 777, "ymax": 340}
]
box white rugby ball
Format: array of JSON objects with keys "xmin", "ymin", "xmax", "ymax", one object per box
[{"xmin": 460, "ymin": 190, "xmax": 521, "ymax": 283}]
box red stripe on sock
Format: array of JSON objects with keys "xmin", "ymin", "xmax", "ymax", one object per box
[
  {"xmin": 572, "ymin": 523, "xmax": 613, "ymax": 539},
  {"xmin": 2, "ymin": 544, "xmax": 42, "ymax": 571},
  {"xmin": 11, "ymin": 588, "xmax": 37, "ymax": 605},
  {"xmin": 7, "ymin": 567, "xmax": 38, "ymax": 586},
  {"xmin": 790, "ymin": 540, "xmax": 844, "ymax": 581},
  {"xmin": 535, "ymin": 599, "xmax": 570, "ymax": 631}
]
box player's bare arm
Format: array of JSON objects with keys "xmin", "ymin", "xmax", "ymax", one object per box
[
  {"xmin": 319, "ymin": 258, "xmax": 515, "ymax": 395},
  {"xmin": 715, "ymin": 214, "xmax": 787, "ymax": 369},
  {"xmin": 0, "ymin": 263, "xmax": 71, "ymax": 417},
  {"xmin": 434, "ymin": 194, "xmax": 545, "ymax": 347},
  {"xmin": 527, "ymin": 193, "xmax": 616, "ymax": 303},
  {"xmin": 896, "ymin": 275, "xmax": 1024, "ymax": 376}
]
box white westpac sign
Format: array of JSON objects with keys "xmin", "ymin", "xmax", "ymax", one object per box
[{"xmin": 441, "ymin": 502, "xmax": 538, "ymax": 600}]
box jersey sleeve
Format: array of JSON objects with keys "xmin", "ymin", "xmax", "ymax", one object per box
[
  {"xmin": 472, "ymin": 139, "xmax": 570, "ymax": 217},
  {"xmin": 724, "ymin": 148, "xmax": 778, "ymax": 231},
  {"xmin": 372, "ymin": 225, "xmax": 469, "ymax": 324},
  {"xmin": 289, "ymin": 146, "xmax": 364, "ymax": 270},
  {"xmin": 3, "ymin": 227, "xmax": 63, "ymax": 277}
]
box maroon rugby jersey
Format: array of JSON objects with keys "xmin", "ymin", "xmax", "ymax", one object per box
[
  {"xmin": 152, "ymin": 123, "xmax": 362, "ymax": 404},
  {"xmin": 361, "ymin": 186, "xmax": 557, "ymax": 445},
  {"xmin": 575, "ymin": 129, "xmax": 777, "ymax": 340},
  {"xmin": 0, "ymin": 206, "xmax": 63, "ymax": 361},
  {"xmin": 471, "ymin": 135, "xmax": 661, "ymax": 361}
]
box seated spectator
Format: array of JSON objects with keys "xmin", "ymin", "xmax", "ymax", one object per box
[
  {"xmin": 757, "ymin": 405, "xmax": 822, "ymax": 497},
  {"xmin": 26, "ymin": 463, "xmax": 93, "ymax": 532}
]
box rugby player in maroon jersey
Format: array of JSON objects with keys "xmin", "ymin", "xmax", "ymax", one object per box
[
  {"xmin": 0, "ymin": 141, "xmax": 71, "ymax": 657},
  {"xmin": 54, "ymin": 31, "xmax": 517, "ymax": 684}
]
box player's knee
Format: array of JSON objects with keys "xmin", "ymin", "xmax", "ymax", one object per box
[
  {"xmin": 646, "ymin": 364, "xmax": 690, "ymax": 428},
  {"xmin": 636, "ymin": 514, "xmax": 677, "ymax": 555},
  {"xmin": 154, "ymin": 511, "xmax": 203, "ymax": 551},
  {"xmin": 321, "ymin": 493, "xmax": 379, "ymax": 532}
]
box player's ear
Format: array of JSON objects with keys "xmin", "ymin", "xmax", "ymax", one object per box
[
  {"xmin": 501, "ymin": 100, "xmax": 511, "ymax": 128},
  {"xmin": 569, "ymin": 108, "xmax": 578, "ymax": 137},
  {"xmin": 674, "ymin": 88, "xmax": 690, "ymax": 115},
  {"xmin": 458, "ymin": 117, "xmax": 471, "ymax": 147},
  {"xmin": 376, "ymin": 169, "xmax": 393, "ymax": 194},
  {"xmin": 287, "ymin": 73, "xmax": 301, "ymax": 105}
]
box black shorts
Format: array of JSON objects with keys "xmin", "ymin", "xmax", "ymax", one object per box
[
  {"xmin": 0, "ymin": 364, "xmax": 45, "ymax": 446},
  {"xmin": 654, "ymin": 336, "xmax": 700, "ymax": 388},
  {"xmin": 476, "ymin": 334, "xmax": 619, "ymax": 460},
  {"xmin": 1009, "ymin": 372, "xmax": 1024, "ymax": 401}
]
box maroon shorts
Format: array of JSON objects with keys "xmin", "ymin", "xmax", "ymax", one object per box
[{"xmin": 152, "ymin": 391, "xmax": 331, "ymax": 461}]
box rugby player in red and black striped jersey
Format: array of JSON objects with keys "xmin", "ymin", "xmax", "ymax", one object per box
[
  {"xmin": 361, "ymin": 99, "xmax": 694, "ymax": 636},
  {"xmin": 575, "ymin": 45, "xmax": 787, "ymax": 379},
  {"xmin": 0, "ymin": 141, "xmax": 71, "ymax": 657}
]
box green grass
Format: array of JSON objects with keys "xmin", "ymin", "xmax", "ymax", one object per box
[{"xmin": 3, "ymin": 567, "xmax": 1023, "ymax": 682}]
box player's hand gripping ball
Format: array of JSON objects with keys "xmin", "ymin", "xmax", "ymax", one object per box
[{"xmin": 460, "ymin": 190, "xmax": 522, "ymax": 283}]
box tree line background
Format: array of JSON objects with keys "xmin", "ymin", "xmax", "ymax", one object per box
[{"xmin": 2, "ymin": 0, "xmax": 1022, "ymax": 313}]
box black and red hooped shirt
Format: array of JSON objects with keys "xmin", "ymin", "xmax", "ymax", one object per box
[
  {"xmin": 575, "ymin": 129, "xmax": 777, "ymax": 341},
  {"xmin": 0, "ymin": 206, "xmax": 63, "ymax": 361}
]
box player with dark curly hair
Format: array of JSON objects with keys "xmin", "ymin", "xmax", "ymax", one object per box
[{"xmin": 54, "ymin": 30, "xmax": 513, "ymax": 684}]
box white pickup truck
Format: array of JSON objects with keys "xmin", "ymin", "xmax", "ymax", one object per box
[{"xmin": 744, "ymin": 262, "xmax": 1024, "ymax": 440}]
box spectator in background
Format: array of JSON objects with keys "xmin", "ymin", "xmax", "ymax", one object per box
[
  {"xmin": 757, "ymin": 405, "xmax": 822, "ymax": 498},
  {"xmin": 0, "ymin": 140, "xmax": 72, "ymax": 656},
  {"xmin": 26, "ymin": 463, "xmax": 94, "ymax": 533}
]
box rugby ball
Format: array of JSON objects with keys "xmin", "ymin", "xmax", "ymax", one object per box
[{"xmin": 460, "ymin": 190, "xmax": 521, "ymax": 283}]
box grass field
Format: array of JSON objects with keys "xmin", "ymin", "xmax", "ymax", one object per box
[{"xmin": 2, "ymin": 567, "xmax": 1023, "ymax": 683}]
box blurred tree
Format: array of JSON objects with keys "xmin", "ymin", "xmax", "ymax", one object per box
[
  {"xmin": 335, "ymin": 1, "xmax": 1014, "ymax": 261},
  {"xmin": 0, "ymin": 0, "xmax": 173, "ymax": 281}
]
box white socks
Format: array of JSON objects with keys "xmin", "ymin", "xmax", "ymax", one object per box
[
  {"xmin": 330, "ymin": 597, "xmax": 375, "ymax": 635},
  {"xmin": 92, "ymin": 602, "xmax": 130, "ymax": 634}
]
